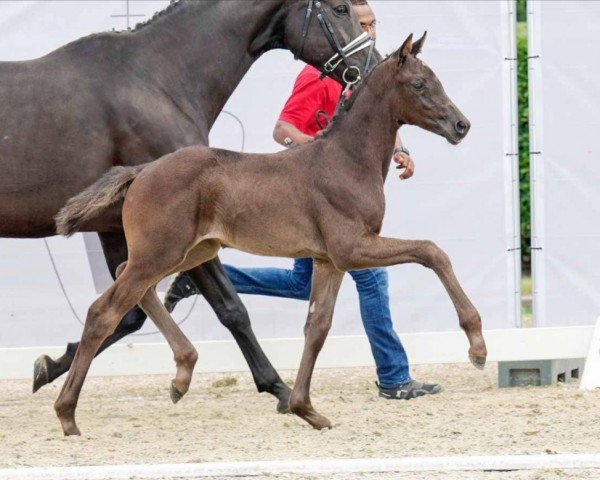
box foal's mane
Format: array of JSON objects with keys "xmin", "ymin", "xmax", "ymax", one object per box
[{"xmin": 318, "ymin": 53, "xmax": 394, "ymax": 139}]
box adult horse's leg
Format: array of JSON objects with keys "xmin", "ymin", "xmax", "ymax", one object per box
[
  {"xmin": 289, "ymin": 260, "xmax": 344, "ymax": 429},
  {"xmin": 185, "ymin": 258, "xmax": 292, "ymax": 413},
  {"xmin": 33, "ymin": 232, "xmax": 147, "ymax": 392},
  {"xmin": 338, "ymin": 236, "xmax": 487, "ymax": 368}
]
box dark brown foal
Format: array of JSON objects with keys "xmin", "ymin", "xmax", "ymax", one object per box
[{"xmin": 55, "ymin": 33, "xmax": 486, "ymax": 435}]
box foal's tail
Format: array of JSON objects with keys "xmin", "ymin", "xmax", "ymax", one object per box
[{"xmin": 55, "ymin": 165, "xmax": 143, "ymax": 237}]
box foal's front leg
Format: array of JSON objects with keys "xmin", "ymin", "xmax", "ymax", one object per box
[
  {"xmin": 289, "ymin": 260, "xmax": 344, "ymax": 429},
  {"xmin": 337, "ymin": 236, "xmax": 487, "ymax": 368}
]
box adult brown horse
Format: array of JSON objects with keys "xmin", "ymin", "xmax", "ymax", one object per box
[
  {"xmin": 56, "ymin": 33, "xmax": 487, "ymax": 435},
  {"xmin": 0, "ymin": 0, "xmax": 374, "ymax": 410}
]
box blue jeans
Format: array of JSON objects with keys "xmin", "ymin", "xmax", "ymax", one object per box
[{"xmin": 223, "ymin": 258, "xmax": 411, "ymax": 387}]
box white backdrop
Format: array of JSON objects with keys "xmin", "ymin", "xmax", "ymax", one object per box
[
  {"xmin": 529, "ymin": 0, "xmax": 600, "ymax": 327},
  {"xmin": 0, "ymin": 1, "xmax": 520, "ymax": 348}
]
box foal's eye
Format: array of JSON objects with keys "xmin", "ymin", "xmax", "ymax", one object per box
[
  {"xmin": 334, "ymin": 4, "xmax": 349, "ymax": 15},
  {"xmin": 412, "ymin": 81, "xmax": 425, "ymax": 90}
]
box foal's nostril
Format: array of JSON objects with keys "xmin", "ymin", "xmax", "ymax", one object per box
[{"xmin": 455, "ymin": 121, "xmax": 468, "ymax": 135}]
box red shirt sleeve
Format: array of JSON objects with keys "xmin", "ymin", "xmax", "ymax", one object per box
[{"xmin": 278, "ymin": 67, "xmax": 328, "ymax": 136}]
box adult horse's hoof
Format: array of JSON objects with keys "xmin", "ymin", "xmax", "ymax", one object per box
[
  {"xmin": 170, "ymin": 383, "xmax": 184, "ymax": 404},
  {"xmin": 33, "ymin": 355, "xmax": 52, "ymax": 393},
  {"xmin": 470, "ymin": 354, "xmax": 487, "ymax": 370},
  {"xmin": 276, "ymin": 389, "xmax": 292, "ymax": 414},
  {"xmin": 277, "ymin": 400, "xmax": 291, "ymax": 414}
]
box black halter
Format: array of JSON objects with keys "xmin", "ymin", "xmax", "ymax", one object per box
[{"xmin": 295, "ymin": 0, "xmax": 372, "ymax": 82}]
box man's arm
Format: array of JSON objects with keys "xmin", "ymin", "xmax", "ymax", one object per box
[
  {"xmin": 393, "ymin": 132, "xmax": 415, "ymax": 180},
  {"xmin": 273, "ymin": 120, "xmax": 314, "ymax": 147}
]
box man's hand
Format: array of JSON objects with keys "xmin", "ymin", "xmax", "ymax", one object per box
[{"xmin": 393, "ymin": 151, "xmax": 415, "ymax": 180}]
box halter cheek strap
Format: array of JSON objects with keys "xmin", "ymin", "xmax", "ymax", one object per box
[{"xmin": 295, "ymin": 0, "xmax": 315, "ymax": 61}]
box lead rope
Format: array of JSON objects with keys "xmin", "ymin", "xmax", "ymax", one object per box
[
  {"xmin": 332, "ymin": 82, "xmax": 352, "ymax": 120},
  {"xmin": 332, "ymin": 38, "xmax": 377, "ymax": 119}
]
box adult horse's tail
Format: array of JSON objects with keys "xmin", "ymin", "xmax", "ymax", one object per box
[{"xmin": 55, "ymin": 165, "xmax": 143, "ymax": 237}]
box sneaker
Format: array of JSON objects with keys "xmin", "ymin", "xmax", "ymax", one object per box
[
  {"xmin": 377, "ymin": 380, "xmax": 442, "ymax": 400},
  {"xmin": 164, "ymin": 272, "xmax": 200, "ymax": 313}
]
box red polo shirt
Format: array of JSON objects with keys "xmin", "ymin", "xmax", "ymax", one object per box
[{"xmin": 278, "ymin": 65, "xmax": 342, "ymax": 136}]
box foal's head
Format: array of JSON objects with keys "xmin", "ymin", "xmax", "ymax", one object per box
[{"xmin": 389, "ymin": 33, "xmax": 470, "ymax": 145}]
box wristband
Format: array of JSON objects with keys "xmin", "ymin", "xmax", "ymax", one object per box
[{"xmin": 394, "ymin": 146, "xmax": 410, "ymax": 156}]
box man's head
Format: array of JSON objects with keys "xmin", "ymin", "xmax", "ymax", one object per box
[{"xmin": 351, "ymin": 0, "xmax": 376, "ymax": 39}]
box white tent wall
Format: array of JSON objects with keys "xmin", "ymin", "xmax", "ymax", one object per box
[
  {"xmin": 529, "ymin": 0, "xmax": 600, "ymax": 327},
  {"xmin": 0, "ymin": 1, "xmax": 519, "ymax": 350}
]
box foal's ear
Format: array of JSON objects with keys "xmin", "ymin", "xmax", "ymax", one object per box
[
  {"xmin": 393, "ymin": 33, "xmax": 413, "ymax": 66},
  {"xmin": 411, "ymin": 31, "xmax": 427, "ymax": 56}
]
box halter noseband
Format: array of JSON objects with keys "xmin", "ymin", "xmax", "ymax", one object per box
[{"xmin": 295, "ymin": 0, "xmax": 374, "ymax": 84}]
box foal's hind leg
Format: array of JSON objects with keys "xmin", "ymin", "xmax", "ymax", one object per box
[
  {"xmin": 138, "ymin": 286, "xmax": 198, "ymax": 403},
  {"xmin": 54, "ymin": 266, "xmax": 152, "ymax": 436},
  {"xmin": 53, "ymin": 238, "xmax": 219, "ymax": 435},
  {"xmin": 33, "ymin": 232, "xmax": 147, "ymax": 393},
  {"xmin": 289, "ymin": 260, "xmax": 344, "ymax": 429}
]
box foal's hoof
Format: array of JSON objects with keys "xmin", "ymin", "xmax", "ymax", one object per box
[
  {"xmin": 305, "ymin": 411, "xmax": 332, "ymax": 430},
  {"xmin": 170, "ymin": 383, "xmax": 184, "ymax": 404},
  {"xmin": 470, "ymin": 354, "xmax": 487, "ymax": 370},
  {"xmin": 63, "ymin": 424, "xmax": 82, "ymax": 437},
  {"xmin": 33, "ymin": 355, "xmax": 52, "ymax": 393},
  {"xmin": 58, "ymin": 415, "xmax": 81, "ymax": 437},
  {"xmin": 292, "ymin": 406, "xmax": 332, "ymax": 430}
]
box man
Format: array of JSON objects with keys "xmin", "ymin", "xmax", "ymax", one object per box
[{"xmin": 166, "ymin": 0, "xmax": 441, "ymax": 400}]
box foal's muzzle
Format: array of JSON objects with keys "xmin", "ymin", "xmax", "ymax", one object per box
[
  {"xmin": 455, "ymin": 120, "xmax": 470, "ymax": 136},
  {"xmin": 438, "ymin": 108, "xmax": 471, "ymax": 145}
]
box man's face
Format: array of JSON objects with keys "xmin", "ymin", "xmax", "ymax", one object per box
[{"xmin": 353, "ymin": 3, "xmax": 377, "ymax": 40}]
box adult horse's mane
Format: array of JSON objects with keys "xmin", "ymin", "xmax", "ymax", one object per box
[
  {"xmin": 131, "ymin": 0, "xmax": 186, "ymax": 32},
  {"xmin": 54, "ymin": 0, "xmax": 188, "ymax": 52}
]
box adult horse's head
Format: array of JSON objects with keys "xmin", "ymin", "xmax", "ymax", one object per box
[
  {"xmin": 390, "ymin": 33, "xmax": 471, "ymax": 145},
  {"xmin": 283, "ymin": 0, "xmax": 377, "ymax": 84}
]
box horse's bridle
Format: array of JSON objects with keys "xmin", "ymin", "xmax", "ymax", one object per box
[{"xmin": 294, "ymin": 0, "xmax": 375, "ymax": 84}]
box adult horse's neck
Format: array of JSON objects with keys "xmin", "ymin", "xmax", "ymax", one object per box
[
  {"xmin": 131, "ymin": 0, "xmax": 287, "ymax": 133},
  {"xmin": 322, "ymin": 60, "xmax": 399, "ymax": 181}
]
